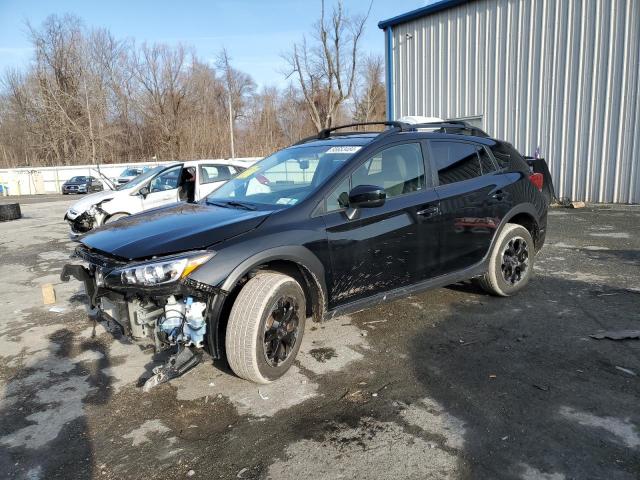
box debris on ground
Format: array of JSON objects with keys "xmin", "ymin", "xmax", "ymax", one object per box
[
  {"xmin": 48, "ymin": 306, "xmax": 65, "ymax": 313},
  {"xmin": 590, "ymin": 330, "xmax": 640, "ymax": 340},
  {"xmin": 570, "ymin": 201, "xmax": 586, "ymax": 208},
  {"xmin": 0, "ymin": 202, "xmax": 21, "ymax": 221},
  {"xmin": 533, "ymin": 383, "xmax": 549, "ymax": 391},
  {"xmin": 309, "ymin": 347, "xmax": 337, "ymax": 362},
  {"xmin": 615, "ymin": 366, "xmax": 637, "ymax": 376},
  {"xmin": 42, "ymin": 283, "xmax": 56, "ymax": 304}
]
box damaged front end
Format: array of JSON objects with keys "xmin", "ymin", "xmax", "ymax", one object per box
[
  {"xmin": 61, "ymin": 245, "xmax": 221, "ymax": 390},
  {"xmin": 64, "ymin": 203, "xmax": 110, "ymax": 238}
]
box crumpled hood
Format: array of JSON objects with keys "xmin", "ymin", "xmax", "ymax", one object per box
[
  {"xmin": 67, "ymin": 190, "xmax": 119, "ymax": 215},
  {"xmin": 80, "ymin": 202, "xmax": 272, "ymax": 260}
]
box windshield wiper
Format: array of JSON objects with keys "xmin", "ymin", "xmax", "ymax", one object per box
[
  {"xmin": 224, "ymin": 200, "xmax": 256, "ymax": 210},
  {"xmin": 205, "ymin": 199, "xmax": 256, "ymax": 210}
]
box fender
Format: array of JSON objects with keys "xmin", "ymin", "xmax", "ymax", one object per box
[
  {"xmin": 200, "ymin": 245, "xmax": 328, "ymax": 360},
  {"xmin": 219, "ymin": 245, "xmax": 327, "ymax": 306},
  {"xmin": 489, "ymin": 202, "xmax": 541, "ymax": 254}
]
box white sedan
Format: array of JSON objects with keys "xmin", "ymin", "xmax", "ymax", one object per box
[{"xmin": 64, "ymin": 159, "xmax": 256, "ymax": 237}]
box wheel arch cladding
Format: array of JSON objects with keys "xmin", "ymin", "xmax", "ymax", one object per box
[
  {"xmin": 502, "ymin": 206, "xmax": 541, "ymax": 249},
  {"xmin": 219, "ymin": 246, "xmax": 328, "ymax": 322}
]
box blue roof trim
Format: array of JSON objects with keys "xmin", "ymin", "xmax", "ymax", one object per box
[{"xmin": 378, "ymin": 0, "xmax": 471, "ymax": 30}]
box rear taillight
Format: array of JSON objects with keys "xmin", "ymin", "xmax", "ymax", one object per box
[{"xmin": 529, "ymin": 172, "xmax": 544, "ymax": 191}]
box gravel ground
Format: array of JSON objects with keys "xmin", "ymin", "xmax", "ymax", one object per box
[{"xmin": 0, "ymin": 199, "xmax": 638, "ymax": 480}]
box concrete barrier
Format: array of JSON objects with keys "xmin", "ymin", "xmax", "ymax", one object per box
[{"xmin": 0, "ymin": 158, "xmax": 260, "ymax": 195}]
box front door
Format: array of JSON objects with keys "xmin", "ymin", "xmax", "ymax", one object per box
[
  {"xmin": 322, "ymin": 142, "xmax": 441, "ymax": 308},
  {"xmin": 145, "ymin": 165, "xmax": 182, "ymax": 209}
]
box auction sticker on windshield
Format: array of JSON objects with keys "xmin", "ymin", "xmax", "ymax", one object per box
[{"xmin": 326, "ymin": 146, "xmax": 361, "ymax": 154}]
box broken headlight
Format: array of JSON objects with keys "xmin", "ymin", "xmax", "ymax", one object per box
[
  {"xmin": 87, "ymin": 204, "xmax": 99, "ymax": 216},
  {"xmin": 115, "ymin": 251, "xmax": 215, "ymax": 286}
]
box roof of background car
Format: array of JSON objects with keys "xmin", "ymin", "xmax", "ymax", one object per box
[{"xmin": 183, "ymin": 159, "xmax": 255, "ymax": 167}]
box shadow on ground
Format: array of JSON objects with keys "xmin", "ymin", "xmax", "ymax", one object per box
[
  {"xmin": 0, "ymin": 327, "xmax": 112, "ymax": 479},
  {"xmin": 409, "ymin": 275, "xmax": 640, "ymax": 479}
]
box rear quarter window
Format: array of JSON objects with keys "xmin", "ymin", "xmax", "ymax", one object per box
[{"xmin": 490, "ymin": 142, "xmax": 528, "ymax": 171}]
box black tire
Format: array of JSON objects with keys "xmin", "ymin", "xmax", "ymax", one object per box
[
  {"xmin": 476, "ymin": 223, "xmax": 534, "ymax": 296},
  {"xmin": 0, "ymin": 203, "xmax": 21, "ymax": 222},
  {"xmin": 225, "ymin": 272, "xmax": 306, "ymax": 383}
]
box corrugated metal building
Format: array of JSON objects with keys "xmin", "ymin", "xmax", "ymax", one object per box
[{"xmin": 379, "ymin": 0, "xmax": 640, "ymax": 203}]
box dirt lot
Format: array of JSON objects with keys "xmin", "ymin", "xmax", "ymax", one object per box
[{"xmin": 0, "ymin": 198, "xmax": 639, "ymax": 480}]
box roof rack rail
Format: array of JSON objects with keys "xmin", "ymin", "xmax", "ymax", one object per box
[
  {"xmin": 294, "ymin": 119, "xmax": 489, "ymax": 145},
  {"xmin": 318, "ymin": 121, "xmax": 405, "ymax": 139},
  {"xmin": 294, "ymin": 121, "xmax": 405, "ymax": 145},
  {"xmin": 402, "ymin": 121, "xmax": 489, "ymax": 137}
]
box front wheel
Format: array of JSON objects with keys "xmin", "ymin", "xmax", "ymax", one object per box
[
  {"xmin": 476, "ymin": 223, "xmax": 534, "ymax": 296},
  {"xmin": 225, "ymin": 272, "xmax": 306, "ymax": 383}
]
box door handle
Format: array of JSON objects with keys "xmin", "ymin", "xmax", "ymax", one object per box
[{"xmin": 417, "ymin": 205, "xmax": 440, "ymax": 218}]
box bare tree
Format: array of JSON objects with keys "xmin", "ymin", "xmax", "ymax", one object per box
[
  {"xmin": 285, "ymin": 0, "xmax": 371, "ymax": 132},
  {"xmin": 353, "ymin": 54, "xmax": 386, "ymax": 124},
  {"xmin": 0, "ymin": 13, "xmax": 342, "ymax": 167},
  {"xmin": 216, "ymin": 48, "xmax": 255, "ymax": 158}
]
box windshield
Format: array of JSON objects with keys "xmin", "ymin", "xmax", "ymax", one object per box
[
  {"xmin": 117, "ymin": 165, "xmax": 166, "ymax": 191},
  {"xmin": 69, "ymin": 176, "xmax": 88, "ymax": 182},
  {"xmin": 205, "ymin": 144, "xmax": 361, "ymax": 207}
]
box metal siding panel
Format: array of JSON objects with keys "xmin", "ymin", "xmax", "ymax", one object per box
[
  {"xmin": 388, "ymin": 0, "xmax": 639, "ymax": 202},
  {"xmin": 626, "ymin": 0, "xmax": 640, "ymax": 203}
]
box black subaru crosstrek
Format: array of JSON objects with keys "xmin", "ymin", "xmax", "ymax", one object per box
[{"xmin": 62, "ymin": 121, "xmax": 551, "ymax": 388}]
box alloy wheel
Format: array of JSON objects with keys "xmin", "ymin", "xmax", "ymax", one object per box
[
  {"xmin": 263, "ymin": 296, "xmax": 300, "ymax": 367},
  {"xmin": 501, "ymin": 236, "xmax": 529, "ymax": 285}
]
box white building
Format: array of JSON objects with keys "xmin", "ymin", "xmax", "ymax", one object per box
[{"xmin": 379, "ymin": 0, "xmax": 640, "ymax": 203}]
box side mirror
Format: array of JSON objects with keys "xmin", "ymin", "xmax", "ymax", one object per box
[
  {"xmin": 138, "ymin": 186, "xmax": 150, "ymax": 198},
  {"xmin": 348, "ymin": 184, "xmax": 386, "ymax": 209}
]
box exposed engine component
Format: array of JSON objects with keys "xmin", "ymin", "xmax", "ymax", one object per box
[
  {"xmin": 184, "ymin": 297, "xmax": 207, "ymax": 347},
  {"xmin": 159, "ymin": 296, "xmax": 207, "ymax": 348}
]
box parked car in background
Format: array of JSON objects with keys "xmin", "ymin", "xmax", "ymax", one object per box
[
  {"xmin": 61, "ymin": 176, "xmax": 104, "ymax": 194},
  {"xmin": 62, "ymin": 120, "xmax": 551, "ymax": 390},
  {"xmin": 64, "ymin": 159, "xmax": 255, "ymax": 236},
  {"xmin": 116, "ymin": 167, "xmax": 148, "ymax": 186}
]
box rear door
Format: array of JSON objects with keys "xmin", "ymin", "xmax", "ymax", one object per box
[
  {"xmin": 428, "ymin": 139, "xmax": 511, "ymax": 274},
  {"xmin": 322, "ymin": 141, "xmax": 441, "ymax": 308},
  {"xmin": 196, "ymin": 164, "xmax": 238, "ymax": 199},
  {"xmin": 144, "ymin": 165, "xmax": 182, "ymax": 209}
]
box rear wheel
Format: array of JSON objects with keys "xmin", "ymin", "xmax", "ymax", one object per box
[
  {"xmin": 225, "ymin": 272, "xmax": 306, "ymax": 383},
  {"xmin": 476, "ymin": 223, "xmax": 534, "ymax": 296}
]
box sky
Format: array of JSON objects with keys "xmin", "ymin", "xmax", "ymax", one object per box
[{"xmin": 0, "ymin": 0, "xmax": 429, "ymax": 88}]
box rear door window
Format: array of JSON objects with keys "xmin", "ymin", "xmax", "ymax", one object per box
[
  {"xmin": 200, "ymin": 165, "xmax": 236, "ymax": 184},
  {"xmin": 430, "ymin": 141, "xmax": 495, "ymax": 185}
]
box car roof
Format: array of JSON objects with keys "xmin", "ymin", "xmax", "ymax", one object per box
[
  {"xmin": 182, "ymin": 159, "xmax": 256, "ymax": 167},
  {"xmin": 296, "ymin": 130, "xmax": 496, "ymax": 149}
]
